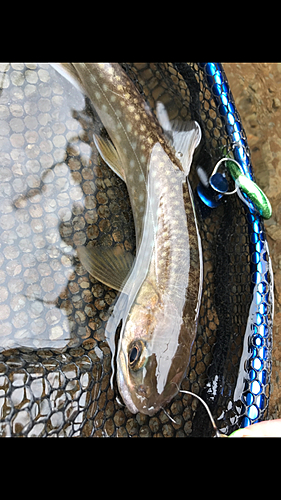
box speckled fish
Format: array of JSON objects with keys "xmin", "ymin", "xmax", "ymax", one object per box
[{"xmin": 52, "ymin": 63, "xmax": 203, "ymax": 415}]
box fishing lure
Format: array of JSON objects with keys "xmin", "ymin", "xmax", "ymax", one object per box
[{"xmin": 197, "ymin": 155, "xmax": 272, "ymax": 219}]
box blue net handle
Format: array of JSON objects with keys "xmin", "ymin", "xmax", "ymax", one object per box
[{"xmin": 198, "ymin": 63, "xmax": 274, "ymax": 427}]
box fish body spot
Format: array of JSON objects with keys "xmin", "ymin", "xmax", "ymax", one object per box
[
  {"xmin": 127, "ymin": 123, "xmax": 132, "ymax": 133},
  {"xmin": 129, "ymin": 159, "xmax": 135, "ymax": 168},
  {"xmin": 95, "ymin": 91, "xmax": 101, "ymax": 100}
]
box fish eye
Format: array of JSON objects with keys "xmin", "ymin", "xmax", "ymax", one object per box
[
  {"xmin": 128, "ymin": 340, "xmax": 147, "ymax": 371},
  {"xmin": 129, "ymin": 346, "xmax": 139, "ymax": 364}
]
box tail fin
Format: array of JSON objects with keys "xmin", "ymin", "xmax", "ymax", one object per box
[{"xmin": 156, "ymin": 101, "xmax": 201, "ymax": 176}]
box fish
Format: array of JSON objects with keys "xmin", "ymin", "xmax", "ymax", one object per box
[{"xmin": 52, "ymin": 63, "xmax": 203, "ymax": 415}]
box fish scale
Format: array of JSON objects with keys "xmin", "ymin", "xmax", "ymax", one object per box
[
  {"xmin": 113, "ymin": 143, "xmax": 202, "ymax": 414},
  {"xmin": 59, "ymin": 63, "xmax": 184, "ymax": 247},
  {"xmin": 60, "ymin": 63, "xmax": 202, "ymax": 415},
  {"xmin": 150, "ymin": 154, "xmax": 196, "ymax": 297}
]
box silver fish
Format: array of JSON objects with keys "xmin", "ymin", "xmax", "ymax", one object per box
[{"xmin": 52, "ymin": 63, "xmax": 203, "ymax": 415}]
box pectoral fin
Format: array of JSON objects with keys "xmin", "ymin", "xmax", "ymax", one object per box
[
  {"xmin": 93, "ymin": 133, "xmax": 125, "ymax": 181},
  {"xmin": 77, "ymin": 245, "xmax": 134, "ymax": 291},
  {"xmin": 156, "ymin": 101, "xmax": 201, "ymax": 176}
]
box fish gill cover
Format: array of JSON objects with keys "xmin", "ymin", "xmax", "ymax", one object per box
[{"xmin": 0, "ymin": 63, "xmax": 273, "ymax": 437}]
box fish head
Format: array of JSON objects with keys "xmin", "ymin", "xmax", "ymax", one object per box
[{"xmin": 117, "ymin": 283, "xmax": 189, "ymax": 416}]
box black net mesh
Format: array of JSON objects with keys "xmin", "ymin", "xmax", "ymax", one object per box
[{"xmin": 0, "ymin": 63, "xmax": 273, "ymax": 437}]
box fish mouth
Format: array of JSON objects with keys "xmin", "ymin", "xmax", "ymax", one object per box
[
  {"xmin": 117, "ymin": 373, "xmax": 177, "ymax": 416},
  {"xmin": 117, "ymin": 366, "xmax": 139, "ymax": 414},
  {"xmin": 117, "ymin": 349, "xmax": 153, "ymax": 415},
  {"xmin": 117, "ymin": 348, "xmax": 184, "ymax": 416},
  {"xmin": 117, "ymin": 367, "xmax": 158, "ymax": 415}
]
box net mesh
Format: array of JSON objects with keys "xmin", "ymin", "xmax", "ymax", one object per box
[{"xmin": 0, "ymin": 62, "xmax": 273, "ymax": 437}]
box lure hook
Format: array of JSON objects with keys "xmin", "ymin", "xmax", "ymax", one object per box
[
  {"xmin": 211, "ymin": 157, "xmax": 272, "ymax": 219},
  {"xmin": 197, "ymin": 155, "xmax": 272, "ymax": 219}
]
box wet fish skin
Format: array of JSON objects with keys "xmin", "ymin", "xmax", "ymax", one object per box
[
  {"xmin": 116, "ymin": 142, "xmax": 202, "ymax": 415},
  {"xmin": 71, "ymin": 63, "xmax": 184, "ymax": 246},
  {"xmin": 53, "ymin": 63, "xmax": 202, "ymax": 415}
]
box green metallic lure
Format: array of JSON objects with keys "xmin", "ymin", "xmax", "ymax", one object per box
[
  {"xmin": 226, "ymin": 159, "xmax": 272, "ymax": 220},
  {"xmin": 211, "ymin": 152, "xmax": 272, "ymax": 219}
]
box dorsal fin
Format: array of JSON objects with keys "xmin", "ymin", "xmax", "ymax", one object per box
[{"xmin": 93, "ymin": 133, "xmax": 125, "ymax": 181}]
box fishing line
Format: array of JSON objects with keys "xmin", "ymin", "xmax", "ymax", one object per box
[
  {"xmin": 179, "ymin": 389, "xmax": 224, "ymax": 437},
  {"xmin": 171, "ymin": 382, "xmax": 225, "ymax": 437},
  {"xmin": 160, "ymin": 406, "xmax": 177, "ymax": 424}
]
